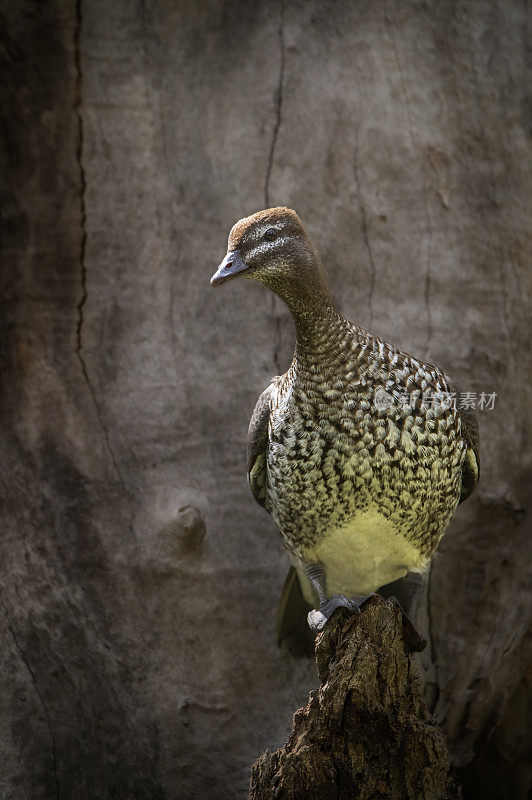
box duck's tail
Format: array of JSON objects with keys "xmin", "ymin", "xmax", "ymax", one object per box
[{"xmin": 275, "ymin": 566, "xmax": 315, "ymax": 657}]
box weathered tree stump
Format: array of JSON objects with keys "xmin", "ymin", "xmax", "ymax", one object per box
[{"xmin": 249, "ymin": 596, "xmax": 461, "ymax": 800}]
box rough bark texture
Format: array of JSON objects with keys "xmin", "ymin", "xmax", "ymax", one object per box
[
  {"xmin": 0, "ymin": 1, "xmax": 530, "ymax": 799},
  {"xmin": 250, "ymin": 598, "xmax": 461, "ymax": 800}
]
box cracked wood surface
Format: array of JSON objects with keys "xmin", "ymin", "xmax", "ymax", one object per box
[
  {"xmin": 265, "ymin": 0, "xmax": 286, "ymax": 375},
  {"xmin": 0, "ymin": 1, "xmax": 530, "ymax": 799},
  {"xmin": 1, "ymin": 590, "xmax": 59, "ymax": 800},
  {"xmin": 250, "ymin": 598, "xmax": 462, "ymax": 800},
  {"xmin": 73, "ymin": 0, "xmax": 125, "ymax": 487},
  {"xmin": 352, "ymin": 130, "xmax": 376, "ymax": 329}
]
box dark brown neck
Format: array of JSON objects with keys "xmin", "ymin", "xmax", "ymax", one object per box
[
  {"xmin": 268, "ymin": 269, "xmax": 352, "ymax": 368},
  {"xmin": 253, "ymin": 250, "xmax": 352, "ymax": 365},
  {"xmin": 294, "ymin": 307, "xmax": 351, "ymax": 370},
  {"xmin": 292, "ymin": 300, "xmax": 341, "ymax": 347}
]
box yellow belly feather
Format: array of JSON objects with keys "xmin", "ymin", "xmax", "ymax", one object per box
[{"xmin": 295, "ymin": 508, "xmax": 429, "ymax": 603}]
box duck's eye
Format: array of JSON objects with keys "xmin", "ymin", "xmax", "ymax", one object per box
[{"xmin": 263, "ymin": 228, "xmax": 277, "ymax": 241}]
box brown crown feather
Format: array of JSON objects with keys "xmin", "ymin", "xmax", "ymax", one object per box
[{"xmin": 228, "ymin": 206, "xmax": 303, "ymax": 250}]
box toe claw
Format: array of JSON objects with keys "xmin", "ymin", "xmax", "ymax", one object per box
[
  {"xmin": 307, "ymin": 609, "xmax": 329, "ymax": 631},
  {"xmin": 307, "ymin": 593, "xmax": 373, "ymax": 631}
]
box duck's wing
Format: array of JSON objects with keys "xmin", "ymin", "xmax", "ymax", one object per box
[
  {"xmin": 446, "ymin": 376, "xmax": 480, "ymax": 503},
  {"xmin": 247, "ymin": 383, "xmax": 274, "ymax": 509}
]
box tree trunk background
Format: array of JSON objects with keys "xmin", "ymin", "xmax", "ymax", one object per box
[{"xmin": 0, "ymin": 1, "xmax": 530, "ymax": 799}]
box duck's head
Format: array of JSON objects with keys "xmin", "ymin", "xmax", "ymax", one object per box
[{"xmin": 211, "ymin": 207, "xmax": 332, "ymax": 312}]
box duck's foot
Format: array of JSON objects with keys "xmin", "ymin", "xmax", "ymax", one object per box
[
  {"xmin": 387, "ymin": 595, "xmax": 427, "ymax": 652},
  {"xmin": 378, "ymin": 572, "xmax": 427, "ymax": 652},
  {"xmin": 307, "ymin": 593, "xmax": 374, "ymax": 632}
]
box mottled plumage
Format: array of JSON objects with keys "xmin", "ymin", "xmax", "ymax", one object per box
[{"xmin": 212, "ymin": 207, "xmax": 479, "ymax": 626}]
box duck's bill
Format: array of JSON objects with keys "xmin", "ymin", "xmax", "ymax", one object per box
[{"xmin": 210, "ymin": 250, "xmax": 249, "ymax": 286}]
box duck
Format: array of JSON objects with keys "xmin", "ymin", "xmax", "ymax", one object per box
[{"xmin": 211, "ymin": 207, "xmax": 479, "ymax": 647}]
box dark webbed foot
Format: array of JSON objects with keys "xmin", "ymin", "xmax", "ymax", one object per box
[
  {"xmin": 379, "ymin": 572, "xmax": 427, "ymax": 652},
  {"xmin": 379, "ymin": 571, "xmax": 424, "ymax": 621},
  {"xmin": 386, "ymin": 595, "xmax": 427, "ymax": 652},
  {"xmin": 304, "ymin": 563, "xmax": 375, "ymax": 632},
  {"xmin": 307, "ymin": 593, "xmax": 374, "ymax": 631},
  {"xmin": 303, "ymin": 564, "xmax": 427, "ymax": 648}
]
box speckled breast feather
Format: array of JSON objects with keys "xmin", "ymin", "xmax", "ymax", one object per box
[{"xmin": 265, "ymin": 311, "xmax": 465, "ymax": 563}]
